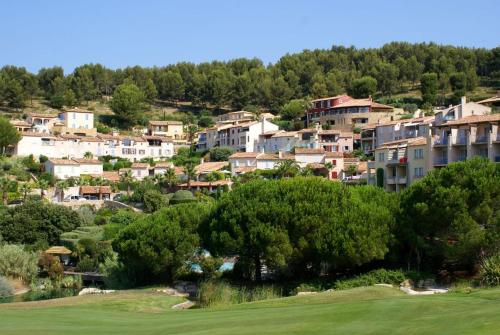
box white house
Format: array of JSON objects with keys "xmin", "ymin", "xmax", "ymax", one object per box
[
  {"xmin": 72, "ymin": 158, "xmax": 104, "ymax": 175},
  {"xmin": 130, "ymin": 163, "xmax": 150, "ymax": 180},
  {"xmin": 44, "ymin": 159, "xmax": 81, "ymax": 179}
]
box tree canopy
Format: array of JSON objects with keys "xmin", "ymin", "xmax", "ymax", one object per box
[
  {"xmin": 396, "ymin": 158, "xmax": 500, "ymax": 272},
  {"xmin": 202, "ymin": 177, "xmax": 397, "ymax": 280}
]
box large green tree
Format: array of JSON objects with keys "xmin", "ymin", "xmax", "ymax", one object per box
[
  {"xmin": 348, "ymin": 76, "xmax": 377, "ymax": 98},
  {"xmin": 203, "ymin": 177, "xmax": 396, "ymax": 280},
  {"xmin": 109, "ymin": 82, "xmax": 147, "ymax": 127},
  {"xmin": 0, "ymin": 117, "xmax": 21, "ymax": 154},
  {"xmin": 397, "ymin": 158, "xmax": 500, "ymax": 272},
  {"xmin": 113, "ymin": 203, "xmax": 211, "ymax": 283},
  {"xmin": 0, "ymin": 200, "xmax": 83, "ymax": 245},
  {"xmin": 420, "ymin": 72, "xmax": 438, "ymax": 105}
]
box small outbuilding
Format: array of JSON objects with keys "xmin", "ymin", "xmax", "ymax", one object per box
[{"xmin": 45, "ymin": 246, "xmax": 72, "ymax": 265}]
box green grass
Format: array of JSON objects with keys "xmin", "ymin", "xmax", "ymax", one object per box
[{"xmin": 1, "ymin": 286, "xmax": 500, "ymax": 334}]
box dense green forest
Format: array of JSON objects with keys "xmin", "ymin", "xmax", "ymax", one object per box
[{"xmin": 0, "ymin": 42, "xmax": 499, "ymax": 114}]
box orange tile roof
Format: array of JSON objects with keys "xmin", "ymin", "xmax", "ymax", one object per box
[
  {"xmin": 131, "ymin": 163, "xmax": 149, "ymax": 169},
  {"xmin": 64, "ymin": 107, "xmax": 93, "ymax": 114},
  {"xmin": 325, "ymin": 152, "xmax": 344, "ymax": 158},
  {"xmin": 377, "ymin": 136, "xmax": 427, "ymax": 149},
  {"xmin": 295, "ymin": 148, "xmax": 325, "ymax": 154},
  {"xmin": 333, "ymin": 98, "xmax": 393, "ymax": 110},
  {"xmin": 102, "ymin": 171, "xmax": 120, "ymax": 182},
  {"xmin": 444, "ymin": 114, "xmax": 500, "ymax": 126},
  {"xmin": 271, "ymin": 131, "xmax": 298, "ymax": 138},
  {"xmin": 80, "ymin": 185, "xmax": 111, "ymax": 194},
  {"xmin": 311, "ymin": 94, "xmax": 349, "ymax": 102},
  {"xmin": 48, "ymin": 158, "xmax": 78, "ymax": 165},
  {"xmin": 72, "ymin": 158, "xmax": 102, "ymax": 165},
  {"xmin": 229, "ymin": 152, "xmax": 261, "ymax": 159},
  {"xmin": 195, "ymin": 161, "xmax": 228, "ymax": 173},
  {"xmin": 149, "ymin": 120, "xmax": 183, "ymax": 126},
  {"xmin": 10, "ymin": 120, "xmax": 31, "ymax": 127}
]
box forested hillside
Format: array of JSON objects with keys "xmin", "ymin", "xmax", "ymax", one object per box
[{"xmin": 0, "ymin": 42, "xmax": 499, "ymax": 114}]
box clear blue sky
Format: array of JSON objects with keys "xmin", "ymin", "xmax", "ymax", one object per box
[{"xmin": 1, "ymin": 0, "xmax": 499, "ymax": 73}]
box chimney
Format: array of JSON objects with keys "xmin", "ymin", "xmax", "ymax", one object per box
[
  {"xmin": 278, "ymin": 151, "xmax": 283, "ymax": 159},
  {"xmin": 200, "ymin": 157, "xmax": 204, "ymax": 164},
  {"xmin": 461, "ymin": 96, "xmax": 466, "ymax": 106},
  {"xmin": 368, "ymin": 95, "xmax": 372, "ymax": 101},
  {"xmin": 261, "ymin": 117, "xmax": 265, "ymax": 133}
]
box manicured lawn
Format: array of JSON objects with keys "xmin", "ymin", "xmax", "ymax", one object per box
[{"xmin": 1, "ymin": 286, "xmax": 499, "ymax": 334}]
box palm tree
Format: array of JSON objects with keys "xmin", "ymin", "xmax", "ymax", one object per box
[
  {"xmin": 205, "ymin": 172, "xmax": 223, "ymax": 192},
  {"xmin": 83, "ymin": 151, "xmax": 93, "ymax": 159},
  {"xmin": 346, "ymin": 164, "xmax": 357, "ymax": 178},
  {"xmin": 120, "ymin": 170, "xmax": 134, "ymax": 196},
  {"xmin": 164, "ymin": 167, "xmax": 179, "ymax": 191},
  {"xmin": 0, "ymin": 177, "xmax": 10, "ymax": 205},
  {"xmin": 324, "ymin": 162, "xmax": 334, "ymax": 180},
  {"xmin": 183, "ymin": 162, "xmax": 197, "ymax": 189},
  {"xmin": 19, "ymin": 182, "xmax": 33, "ymax": 202},
  {"xmin": 56, "ymin": 180, "xmax": 69, "ymax": 202},
  {"xmin": 153, "ymin": 173, "xmax": 165, "ymax": 187},
  {"xmin": 275, "ymin": 159, "xmax": 300, "ymax": 179},
  {"xmin": 37, "ymin": 179, "xmax": 49, "ymax": 199}
]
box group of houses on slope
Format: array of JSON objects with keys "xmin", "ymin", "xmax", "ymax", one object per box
[
  {"xmin": 9, "ymin": 108, "xmax": 184, "ymax": 161},
  {"xmin": 7, "ymin": 91, "xmax": 500, "ymax": 194}
]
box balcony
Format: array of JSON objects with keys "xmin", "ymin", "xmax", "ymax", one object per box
[
  {"xmin": 434, "ymin": 157, "xmax": 448, "ymax": 166},
  {"xmin": 474, "ymin": 135, "xmax": 488, "ymax": 144},
  {"xmin": 454, "ymin": 136, "xmax": 467, "ymax": 146},
  {"xmin": 386, "ymin": 177, "xmax": 396, "ymax": 184},
  {"xmin": 496, "ymin": 156, "xmax": 500, "ymax": 163},
  {"xmin": 433, "ymin": 137, "xmax": 448, "ymax": 146},
  {"xmin": 398, "ymin": 177, "xmax": 407, "ymax": 184}
]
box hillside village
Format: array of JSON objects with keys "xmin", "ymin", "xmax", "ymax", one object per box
[{"xmin": 2, "ymin": 90, "xmax": 498, "ymax": 202}]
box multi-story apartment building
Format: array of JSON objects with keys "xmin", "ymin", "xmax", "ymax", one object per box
[
  {"xmin": 370, "ymin": 137, "xmax": 428, "ymax": 192},
  {"xmin": 430, "ymin": 114, "xmax": 500, "ymax": 168},
  {"xmin": 306, "ymin": 95, "xmax": 394, "ymax": 130},
  {"xmin": 14, "ymin": 132, "xmax": 174, "ymax": 161},
  {"xmin": 147, "ymin": 120, "xmax": 184, "ymax": 140},
  {"xmin": 228, "ymin": 149, "xmax": 345, "ymax": 180},
  {"xmin": 216, "ymin": 111, "xmax": 255, "ymax": 124},
  {"xmin": 369, "ymin": 97, "xmax": 496, "ymax": 192},
  {"xmin": 197, "ymin": 118, "xmax": 279, "ymax": 152},
  {"xmin": 52, "ymin": 108, "xmax": 97, "ymax": 136},
  {"xmin": 360, "ymin": 116, "xmax": 434, "ymax": 154}
]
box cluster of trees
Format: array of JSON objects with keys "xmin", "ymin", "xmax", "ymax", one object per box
[
  {"xmin": 1, "ymin": 43, "xmax": 498, "ymax": 113},
  {"xmin": 111, "ymin": 158, "xmax": 499, "ymax": 285}
]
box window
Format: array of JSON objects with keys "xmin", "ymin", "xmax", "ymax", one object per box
[
  {"xmin": 344, "ymin": 146, "xmax": 349, "ymax": 151},
  {"xmin": 414, "ymin": 167, "xmax": 424, "ymax": 178},
  {"xmin": 85, "ymin": 113, "xmax": 89, "ymax": 120},
  {"xmin": 414, "ymin": 148, "xmax": 424, "ymax": 159},
  {"xmin": 378, "ymin": 152, "xmax": 385, "ymax": 162},
  {"xmin": 72, "ymin": 113, "xmax": 76, "ymax": 119}
]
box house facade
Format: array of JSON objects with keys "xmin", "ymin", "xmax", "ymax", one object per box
[
  {"xmin": 307, "ymin": 95, "xmax": 394, "ymax": 130},
  {"xmin": 148, "ymin": 121, "xmax": 184, "ymax": 140}
]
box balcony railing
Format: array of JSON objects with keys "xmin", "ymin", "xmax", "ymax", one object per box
[
  {"xmin": 398, "ymin": 177, "xmax": 407, "ymax": 184},
  {"xmin": 434, "ymin": 157, "xmax": 448, "ymax": 165},
  {"xmin": 495, "ymin": 156, "xmax": 500, "ymax": 162},
  {"xmin": 386, "ymin": 177, "xmax": 396, "ymax": 184},
  {"xmin": 454, "ymin": 136, "xmax": 467, "ymax": 145},
  {"xmin": 434, "ymin": 137, "xmax": 448, "ymax": 146},
  {"xmin": 475, "ymin": 135, "xmax": 488, "ymax": 143}
]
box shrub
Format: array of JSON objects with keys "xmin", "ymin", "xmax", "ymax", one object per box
[
  {"xmin": 76, "ymin": 256, "xmax": 97, "ymax": 273},
  {"xmin": 480, "ymin": 254, "xmax": 500, "ymax": 287},
  {"xmin": 0, "ymin": 276, "xmax": 13, "ymax": 298},
  {"xmin": 77, "ymin": 205, "xmax": 96, "ymax": 226},
  {"xmin": 209, "ymin": 147, "xmax": 235, "ymax": 162},
  {"xmin": 60, "ymin": 275, "xmax": 83, "ymax": 289},
  {"xmin": 38, "ymin": 253, "xmax": 64, "ymax": 281},
  {"xmin": 0, "ymin": 244, "xmax": 39, "ymax": 283},
  {"xmin": 169, "ymin": 190, "xmax": 196, "ymax": 204},
  {"xmin": 143, "ymin": 189, "xmax": 168, "ymax": 213},
  {"xmin": 197, "ymin": 281, "xmax": 282, "ymax": 308},
  {"xmin": 334, "ymin": 269, "xmax": 406, "ymax": 290}
]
